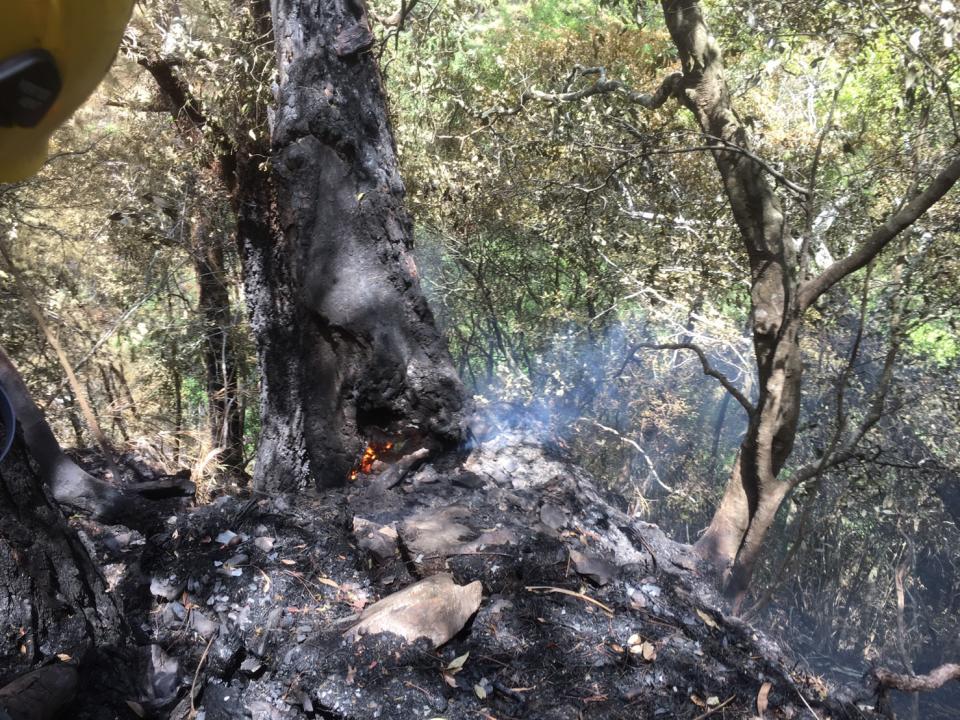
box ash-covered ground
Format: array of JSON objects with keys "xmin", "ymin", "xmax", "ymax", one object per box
[{"xmin": 63, "ymin": 422, "xmax": 882, "ymax": 720}]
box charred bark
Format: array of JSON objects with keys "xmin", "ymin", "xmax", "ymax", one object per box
[
  {"xmin": 245, "ymin": 0, "xmax": 466, "ymax": 490},
  {"xmin": 0, "ymin": 429, "xmax": 122, "ymax": 689}
]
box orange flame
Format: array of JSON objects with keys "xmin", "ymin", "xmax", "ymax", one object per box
[{"xmin": 349, "ymin": 441, "xmax": 395, "ymax": 481}]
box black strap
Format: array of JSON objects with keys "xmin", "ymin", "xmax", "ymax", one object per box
[{"xmin": 0, "ymin": 49, "xmax": 62, "ymax": 128}]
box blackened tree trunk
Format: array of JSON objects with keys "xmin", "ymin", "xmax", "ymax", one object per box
[
  {"xmin": 0, "ymin": 429, "xmax": 122, "ymax": 686},
  {"xmin": 243, "ymin": 0, "xmax": 466, "ymax": 491}
]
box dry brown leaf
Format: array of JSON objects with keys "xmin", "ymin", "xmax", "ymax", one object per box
[
  {"xmin": 696, "ymin": 608, "xmax": 719, "ymax": 628},
  {"xmin": 318, "ymin": 577, "xmax": 339, "ymax": 589},
  {"xmin": 447, "ymin": 652, "xmax": 470, "ymax": 671},
  {"xmin": 757, "ymin": 681, "xmax": 772, "ymax": 716}
]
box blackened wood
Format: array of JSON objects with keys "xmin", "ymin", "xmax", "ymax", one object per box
[
  {"xmin": 243, "ymin": 0, "xmax": 466, "ymax": 490},
  {"xmin": 0, "ymin": 431, "xmax": 121, "ymax": 684}
]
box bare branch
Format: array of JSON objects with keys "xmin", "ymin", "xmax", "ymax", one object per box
[
  {"xmin": 522, "ymin": 65, "xmax": 683, "ymax": 109},
  {"xmin": 629, "ymin": 342, "xmax": 755, "ymax": 415},
  {"xmin": 798, "ymin": 153, "xmax": 960, "ymax": 310},
  {"xmin": 635, "ymin": 140, "xmax": 810, "ymax": 197}
]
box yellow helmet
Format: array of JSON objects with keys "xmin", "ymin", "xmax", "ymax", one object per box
[{"xmin": 0, "ymin": 1, "xmax": 133, "ymax": 182}]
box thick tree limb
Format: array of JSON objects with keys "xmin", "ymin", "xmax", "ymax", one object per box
[
  {"xmin": 631, "ymin": 342, "xmax": 755, "ymax": 415},
  {"xmin": 137, "ymin": 53, "xmax": 238, "ymax": 191},
  {"xmin": 872, "ymin": 663, "xmax": 960, "ymax": 693},
  {"xmin": 798, "ymin": 154, "xmax": 960, "ymax": 310}
]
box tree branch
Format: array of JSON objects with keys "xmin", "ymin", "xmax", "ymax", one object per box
[
  {"xmin": 522, "ymin": 65, "xmax": 683, "ymax": 110},
  {"xmin": 798, "ymin": 154, "xmax": 960, "ymax": 310},
  {"xmin": 872, "ymin": 663, "xmax": 960, "ymax": 693},
  {"xmin": 631, "ymin": 342, "xmax": 755, "ymax": 415}
]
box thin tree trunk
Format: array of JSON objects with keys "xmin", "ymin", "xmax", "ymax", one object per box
[
  {"xmin": 648, "ymin": 0, "xmax": 958, "ymax": 599},
  {"xmin": 191, "ymin": 215, "xmax": 246, "ymax": 477}
]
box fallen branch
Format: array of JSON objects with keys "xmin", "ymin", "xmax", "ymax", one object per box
[
  {"xmin": 871, "ymin": 663, "xmax": 960, "ymax": 693},
  {"xmin": 692, "ymin": 695, "xmax": 736, "ymax": 720}
]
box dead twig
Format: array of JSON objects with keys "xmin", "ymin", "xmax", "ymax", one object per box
[
  {"xmin": 525, "ymin": 586, "xmax": 614, "ymax": 616},
  {"xmin": 190, "ymin": 633, "xmax": 216, "ymax": 714},
  {"xmin": 692, "ymin": 695, "xmax": 736, "ymax": 720}
]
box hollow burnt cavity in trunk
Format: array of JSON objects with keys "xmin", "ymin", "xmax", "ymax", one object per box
[{"xmin": 242, "ymin": 0, "xmax": 466, "ymax": 491}]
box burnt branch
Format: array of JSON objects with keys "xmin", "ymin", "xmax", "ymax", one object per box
[{"xmin": 871, "ymin": 663, "xmax": 960, "ymax": 693}]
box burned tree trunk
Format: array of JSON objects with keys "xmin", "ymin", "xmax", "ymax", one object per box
[
  {"xmin": 243, "ymin": 0, "xmax": 466, "ymax": 491},
  {"xmin": 0, "ymin": 428, "xmax": 122, "ymax": 691}
]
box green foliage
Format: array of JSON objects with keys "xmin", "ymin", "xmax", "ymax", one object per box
[{"xmin": 908, "ymin": 321, "xmax": 959, "ymax": 366}]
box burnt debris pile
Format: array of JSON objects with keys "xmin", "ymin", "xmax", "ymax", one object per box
[{"xmin": 10, "ymin": 422, "xmax": 884, "ymax": 719}]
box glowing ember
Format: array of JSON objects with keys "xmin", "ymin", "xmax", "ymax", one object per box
[{"xmin": 349, "ymin": 441, "xmax": 395, "ymax": 481}]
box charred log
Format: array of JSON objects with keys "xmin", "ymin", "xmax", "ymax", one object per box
[{"xmin": 0, "ymin": 346, "xmax": 126, "ymax": 519}]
